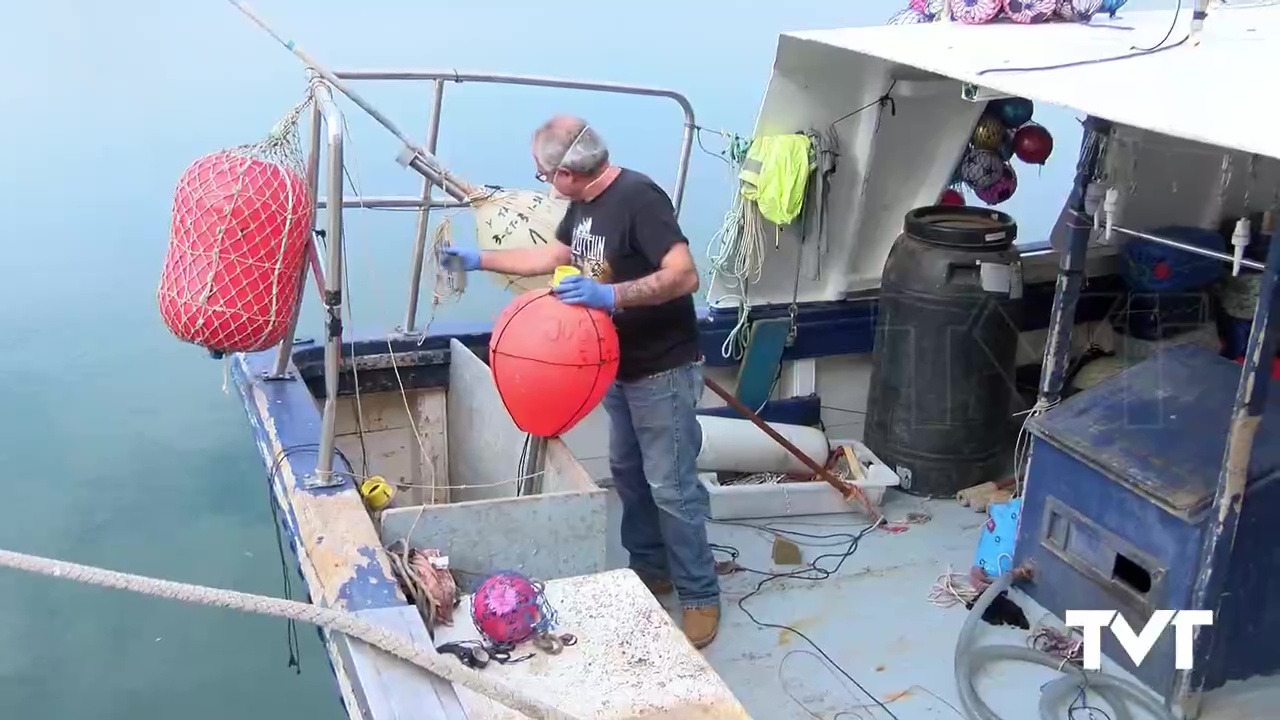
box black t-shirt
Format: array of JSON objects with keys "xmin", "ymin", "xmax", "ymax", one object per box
[{"xmin": 555, "ymin": 168, "xmax": 701, "ymax": 382}]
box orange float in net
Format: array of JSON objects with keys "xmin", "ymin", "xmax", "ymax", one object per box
[
  {"xmin": 489, "ymin": 289, "xmax": 620, "ymax": 438},
  {"xmin": 157, "ymin": 102, "xmax": 315, "ymax": 355}
]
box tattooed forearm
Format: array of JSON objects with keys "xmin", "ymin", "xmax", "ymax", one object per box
[{"xmin": 612, "ymin": 268, "xmax": 699, "ymax": 309}]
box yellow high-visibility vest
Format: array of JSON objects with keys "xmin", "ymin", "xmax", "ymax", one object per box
[{"xmin": 738, "ymin": 134, "xmax": 813, "ymax": 227}]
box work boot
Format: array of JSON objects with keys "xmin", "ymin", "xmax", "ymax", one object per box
[{"xmin": 682, "ymin": 605, "xmax": 720, "ymax": 649}]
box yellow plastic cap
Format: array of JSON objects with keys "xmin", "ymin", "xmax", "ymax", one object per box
[
  {"xmin": 359, "ymin": 476, "xmax": 395, "ymax": 511},
  {"xmin": 552, "ymin": 265, "xmax": 581, "ymax": 288}
]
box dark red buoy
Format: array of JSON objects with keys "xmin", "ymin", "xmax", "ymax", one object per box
[
  {"xmin": 489, "ymin": 289, "xmax": 620, "ymax": 437},
  {"xmin": 1013, "ymin": 124, "xmax": 1054, "ymax": 165},
  {"xmin": 939, "ymin": 188, "xmax": 965, "ymax": 206}
]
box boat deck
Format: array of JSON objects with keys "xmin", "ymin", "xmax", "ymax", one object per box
[
  {"xmin": 615, "ymin": 491, "xmax": 1280, "ymax": 720},
  {"xmin": 235, "ymin": 328, "xmax": 1280, "ymax": 720}
]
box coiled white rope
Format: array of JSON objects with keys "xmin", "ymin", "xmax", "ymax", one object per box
[
  {"xmin": 708, "ymin": 192, "xmax": 764, "ymax": 285},
  {"xmin": 0, "ymin": 547, "xmax": 581, "ymax": 720},
  {"xmin": 706, "ymin": 189, "xmax": 767, "ymax": 359}
]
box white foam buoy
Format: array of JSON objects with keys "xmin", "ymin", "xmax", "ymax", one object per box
[{"xmin": 695, "ymin": 415, "xmax": 830, "ymax": 475}]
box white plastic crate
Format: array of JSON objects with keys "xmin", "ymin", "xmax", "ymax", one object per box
[{"xmin": 699, "ymin": 438, "xmax": 899, "ymax": 520}]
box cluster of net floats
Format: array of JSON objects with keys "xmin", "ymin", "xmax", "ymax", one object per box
[
  {"xmin": 940, "ymin": 97, "xmax": 1056, "ymax": 208},
  {"xmin": 887, "ymin": 0, "xmax": 1126, "ymax": 25}
]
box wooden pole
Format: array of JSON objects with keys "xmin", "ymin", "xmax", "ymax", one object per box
[{"xmin": 702, "ymin": 376, "xmax": 880, "ymax": 520}]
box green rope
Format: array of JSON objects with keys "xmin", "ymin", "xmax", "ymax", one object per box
[{"xmin": 726, "ymin": 134, "xmax": 751, "ymax": 168}]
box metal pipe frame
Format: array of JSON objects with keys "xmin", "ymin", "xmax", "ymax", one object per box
[
  {"xmin": 334, "ymin": 68, "xmax": 696, "ymax": 212},
  {"xmin": 1036, "ymin": 116, "xmax": 1111, "ymax": 406},
  {"xmin": 1172, "ymin": 220, "xmax": 1280, "ymax": 717},
  {"xmin": 271, "ymin": 96, "xmax": 327, "ymax": 379},
  {"xmin": 1040, "ymin": 117, "xmax": 1280, "ymax": 719},
  {"xmin": 269, "ymin": 79, "xmax": 349, "ymax": 487},
  {"xmin": 330, "ymin": 69, "xmax": 697, "ymax": 333},
  {"xmin": 313, "ymin": 81, "xmax": 348, "ymax": 486},
  {"xmin": 1110, "ymin": 225, "xmax": 1266, "ymax": 273},
  {"xmin": 404, "ymin": 79, "xmax": 446, "ymax": 334},
  {"xmin": 316, "ymin": 196, "xmax": 471, "ymax": 210}
]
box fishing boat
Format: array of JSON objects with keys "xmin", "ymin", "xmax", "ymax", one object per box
[{"xmin": 204, "ymin": 2, "xmax": 1280, "ymax": 719}]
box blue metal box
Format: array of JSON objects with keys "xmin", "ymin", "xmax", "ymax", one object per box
[{"xmin": 1014, "ymin": 344, "xmax": 1280, "ymax": 701}]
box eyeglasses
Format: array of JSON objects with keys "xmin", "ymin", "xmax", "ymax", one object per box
[{"xmin": 535, "ymin": 124, "xmax": 590, "ymax": 185}]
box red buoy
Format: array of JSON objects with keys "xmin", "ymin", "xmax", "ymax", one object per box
[
  {"xmin": 939, "ymin": 188, "xmax": 965, "ymax": 206},
  {"xmin": 1012, "ymin": 123, "xmax": 1054, "ymax": 165},
  {"xmin": 489, "ymin": 289, "xmax": 620, "ymax": 437},
  {"xmin": 157, "ymin": 151, "xmax": 314, "ymax": 354}
]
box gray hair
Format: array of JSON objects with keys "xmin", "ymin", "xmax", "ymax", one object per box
[{"xmin": 533, "ymin": 117, "xmax": 610, "ymax": 175}]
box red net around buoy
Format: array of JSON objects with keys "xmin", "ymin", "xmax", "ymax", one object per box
[
  {"xmin": 471, "ymin": 571, "xmax": 556, "ymax": 646},
  {"xmin": 488, "ymin": 289, "xmax": 620, "ymax": 438},
  {"xmin": 157, "ymin": 99, "xmax": 315, "ymax": 355}
]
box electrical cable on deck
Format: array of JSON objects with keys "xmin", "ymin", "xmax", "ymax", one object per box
[
  {"xmin": 779, "ymin": 649, "xmax": 965, "ymax": 719},
  {"xmin": 266, "ymin": 443, "xmax": 359, "ymax": 673},
  {"xmin": 1026, "ymin": 620, "xmax": 1084, "ymax": 666},
  {"xmin": 707, "ymin": 518, "xmax": 902, "ymax": 720}
]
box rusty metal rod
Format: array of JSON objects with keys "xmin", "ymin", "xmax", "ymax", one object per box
[{"xmin": 701, "ymin": 376, "xmax": 880, "ymax": 519}]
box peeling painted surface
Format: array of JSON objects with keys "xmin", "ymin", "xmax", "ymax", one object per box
[
  {"xmin": 1019, "ymin": 344, "xmax": 1280, "ymax": 712},
  {"xmin": 1175, "ymin": 232, "xmax": 1280, "ymax": 713},
  {"xmin": 1028, "ymin": 345, "xmax": 1280, "ymax": 518},
  {"xmin": 233, "ymin": 350, "xmax": 405, "ymax": 612},
  {"xmin": 231, "ymin": 348, "xmax": 415, "ymax": 719},
  {"xmin": 338, "ymin": 546, "xmax": 403, "ymax": 608}
]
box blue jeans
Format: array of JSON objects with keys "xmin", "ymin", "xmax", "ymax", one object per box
[{"xmin": 603, "ymin": 361, "xmax": 720, "ymax": 609}]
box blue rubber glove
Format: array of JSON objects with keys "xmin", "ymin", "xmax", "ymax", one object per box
[
  {"xmin": 440, "ymin": 245, "xmax": 481, "ymax": 272},
  {"xmin": 553, "ymin": 275, "xmax": 616, "ymax": 312}
]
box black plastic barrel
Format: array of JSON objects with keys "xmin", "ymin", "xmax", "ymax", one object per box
[{"xmin": 863, "ymin": 205, "xmax": 1024, "ymax": 498}]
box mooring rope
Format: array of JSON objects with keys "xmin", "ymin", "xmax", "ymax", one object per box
[{"xmin": 0, "ymin": 547, "xmax": 581, "ymax": 720}]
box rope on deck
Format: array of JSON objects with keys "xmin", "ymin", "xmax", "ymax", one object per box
[{"xmin": 0, "ymin": 547, "xmax": 581, "ymax": 720}]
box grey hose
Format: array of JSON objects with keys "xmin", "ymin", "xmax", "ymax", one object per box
[{"xmin": 954, "ymin": 574, "xmax": 1178, "ymax": 720}]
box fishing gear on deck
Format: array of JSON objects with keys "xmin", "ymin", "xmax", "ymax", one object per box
[
  {"xmin": 436, "ymin": 640, "xmax": 535, "ymax": 668},
  {"xmin": 532, "ymin": 630, "xmax": 578, "ymax": 655},
  {"xmin": 437, "ymin": 641, "xmax": 494, "ymax": 669}
]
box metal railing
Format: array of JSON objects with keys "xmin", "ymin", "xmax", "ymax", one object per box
[
  {"xmin": 269, "ymin": 78, "xmax": 348, "ymax": 487},
  {"xmin": 274, "ymin": 70, "xmax": 698, "ymax": 486},
  {"xmin": 314, "ymin": 69, "xmax": 698, "ymax": 334}
]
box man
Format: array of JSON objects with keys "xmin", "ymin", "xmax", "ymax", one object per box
[{"xmin": 442, "ymin": 115, "xmax": 721, "ymax": 648}]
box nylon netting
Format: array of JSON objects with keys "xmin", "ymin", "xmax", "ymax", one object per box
[
  {"xmin": 157, "ymin": 95, "xmax": 316, "ymax": 355},
  {"xmin": 470, "ymin": 571, "xmax": 558, "ymax": 646}
]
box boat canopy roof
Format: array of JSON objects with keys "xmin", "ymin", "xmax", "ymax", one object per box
[
  {"xmin": 726, "ymin": 5, "xmax": 1280, "ymax": 304},
  {"xmin": 788, "ymin": 5, "xmax": 1280, "ymax": 161}
]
